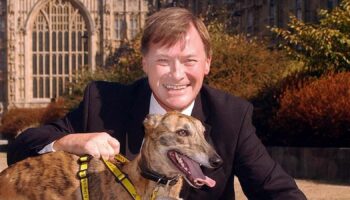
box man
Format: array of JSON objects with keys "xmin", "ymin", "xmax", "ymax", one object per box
[{"xmin": 7, "ymin": 7, "xmax": 306, "ymax": 199}]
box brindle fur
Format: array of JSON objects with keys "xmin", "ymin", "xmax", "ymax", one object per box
[{"xmin": 0, "ymin": 112, "xmax": 219, "ymax": 200}]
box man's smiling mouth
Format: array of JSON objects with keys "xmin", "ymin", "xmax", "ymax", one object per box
[{"xmin": 163, "ymin": 84, "xmax": 190, "ymax": 90}]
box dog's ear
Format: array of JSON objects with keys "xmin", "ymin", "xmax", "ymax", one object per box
[
  {"xmin": 143, "ymin": 114, "xmax": 162, "ymax": 133},
  {"xmin": 194, "ymin": 118, "xmax": 206, "ymax": 135}
]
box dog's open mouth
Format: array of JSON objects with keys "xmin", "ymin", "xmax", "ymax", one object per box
[{"xmin": 167, "ymin": 150, "xmax": 216, "ymax": 188}]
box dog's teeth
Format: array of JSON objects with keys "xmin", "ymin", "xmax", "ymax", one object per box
[
  {"xmin": 175, "ymin": 152, "xmax": 180, "ymax": 160},
  {"xmin": 175, "ymin": 153, "xmax": 184, "ymax": 165},
  {"xmin": 185, "ymin": 167, "xmax": 191, "ymax": 174},
  {"xmin": 173, "ymin": 152, "xmax": 192, "ymax": 174},
  {"xmin": 179, "ymin": 159, "xmax": 184, "ymax": 167}
]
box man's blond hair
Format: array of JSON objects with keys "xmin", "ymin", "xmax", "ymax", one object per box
[{"xmin": 141, "ymin": 7, "xmax": 212, "ymax": 58}]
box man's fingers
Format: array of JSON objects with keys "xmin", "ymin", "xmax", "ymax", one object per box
[
  {"xmin": 97, "ymin": 135, "xmax": 119, "ymax": 160},
  {"xmin": 108, "ymin": 138, "xmax": 120, "ymax": 155},
  {"xmin": 52, "ymin": 132, "xmax": 120, "ymax": 160},
  {"xmin": 106, "ymin": 138, "xmax": 120, "ymax": 161},
  {"xmin": 102, "ymin": 142, "xmax": 116, "ymax": 161},
  {"xmin": 98, "ymin": 145, "xmax": 109, "ymax": 160},
  {"xmin": 87, "ymin": 145, "xmax": 100, "ymax": 158}
]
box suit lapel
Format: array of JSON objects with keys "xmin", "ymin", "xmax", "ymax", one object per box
[
  {"xmin": 191, "ymin": 92, "xmax": 213, "ymax": 145},
  {"xmin": 125, "ymin": 79, "xmax": 152, "ymax": 159}
]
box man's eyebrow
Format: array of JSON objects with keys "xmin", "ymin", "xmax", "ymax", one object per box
[
  {"xmin": 159, "ymin": 54, "xmax": 170, "ymax": 57},
  {"xmin": 183, "ymin": 54, "xmax": 198, "ymax": 58},
  {"xmin": 154, "ymin": 54, "xmax": 198, "ymax": 58},
  {"xmin": 154, "ymin": 54, "xmax": 171, "ymax": 58}
]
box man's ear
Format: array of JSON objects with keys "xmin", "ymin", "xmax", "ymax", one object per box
[
  {"xmin": 142, "ymin": 57, "xmax": 148, "ymax": 74},
  {"xmin": 204, "ymin": 56, "xmax": 211, "ymax": 75}
]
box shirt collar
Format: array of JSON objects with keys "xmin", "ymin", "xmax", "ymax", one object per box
[{"xmin": 149, "ymin": 93, "xmax": 194, "ymax": 116}]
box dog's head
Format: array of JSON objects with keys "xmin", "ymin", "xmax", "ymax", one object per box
[{"xmin": 141, "ymin": 112, "xmax": 223, "ymax": 188}]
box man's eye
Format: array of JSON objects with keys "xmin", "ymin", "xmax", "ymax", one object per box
[
  {"xmin": 184, "ymin": 59, "xmax": 197, "ymax": 66},
  {"xmin": 157, "ymin": 59, "xmax": 169, "ymax": 66},
  {"xmin": 176, "ymin": 129, "xmax": 190, "ymax": 136}
]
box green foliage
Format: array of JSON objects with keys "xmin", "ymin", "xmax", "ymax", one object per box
[
  {"xmin": 206, "ymin": 22, "xmax": 292, "ymax": 99},
  {"xmin": 271, "ymin": 0, "xmax": 350, "ymax": 74},
  {"xmin": 263, "ymin": 72, "xmax": 350, "ymax": 147}
]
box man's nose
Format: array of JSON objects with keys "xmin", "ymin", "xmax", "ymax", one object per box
[{"xmin": 170, "ymin": 61, "xmax": 185, "ymax": 80}]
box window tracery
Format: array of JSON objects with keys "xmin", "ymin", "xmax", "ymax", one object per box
[{"xmin": 32, "ymin": 0, "xmax": 88, "ymax": 99}]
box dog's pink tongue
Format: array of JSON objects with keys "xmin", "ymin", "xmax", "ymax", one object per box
[
  {"xmin": 195, "ymin": 176, "xmax": 216, "ymax": 187},
  {"xmin": 182, "ymin": 155, "xmax": 216, "ymax": 188}
]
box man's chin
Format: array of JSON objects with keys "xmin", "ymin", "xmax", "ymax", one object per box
[{"xmin": 155, "ymin": 93, "xmax": 195, "ymax": 111}]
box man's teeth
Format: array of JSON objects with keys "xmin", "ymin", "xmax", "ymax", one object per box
[
  {"xmin": 175, "ymin": 152, "xmax": 190, "ymax": 174},
  {"xmin": 164, "ymin": 84, "xmax": 188, "ymax": 90}
]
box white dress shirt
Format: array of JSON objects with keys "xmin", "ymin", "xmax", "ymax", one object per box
[{"xmin": 149, "ymin": 93, "xmax": 194, "ymax": 116}]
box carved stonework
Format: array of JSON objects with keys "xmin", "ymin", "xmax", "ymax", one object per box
[
  {"xmin": 104, "ymin": 40, "xmax": 112, "ymax": 49},
  {"xmin": 95, "ymin": 16, "xmax": 100, "ymax": 33},
  {"xmin": 105, "ymin": 15, "xmax": 110, "ymax": 32},
  {"xmin": 104, "ymin": 3, "xmax": 111, "ymax": 14},
  {"xmin": 17, "ymin": 17, "xmax": 25, "ymax": 32},
  {"xmin": 7, "ymin": 2, "xmax": 16, "ymax": 102},
  {"xmin": 3, "ymin": 0, "xmax": 149, "ymax": 108},
  {"xmin": 19, "ymin": 28, "xmax": 26, "ymax": 35},
  {"xmin": 8, "ymin": 3, "xmax": 14, "ymax": 14}
]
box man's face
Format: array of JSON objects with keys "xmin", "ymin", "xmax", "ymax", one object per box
[{"xmin": 142, "ymin": 24, "xmax": 211, "ymax": 111}]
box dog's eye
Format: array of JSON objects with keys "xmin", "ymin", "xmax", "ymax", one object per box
[{"xmin": 176, "ymin": 129, "xmax": 189, "ymax": 136}]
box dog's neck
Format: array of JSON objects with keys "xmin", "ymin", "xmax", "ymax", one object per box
[
  {"xmin": 138, "ymin": 157, "xmax": 179, "ymax": 186},
  {"xmin": 121, "ymin": 155, "xmax": 183, "ymax": 199}
]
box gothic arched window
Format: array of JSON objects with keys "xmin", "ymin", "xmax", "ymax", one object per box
[
  {"xmin": 32, "ymin": 0, "xmax": 88, "ymax": 99},
  {"xmin": 114, "ymin": 14, "xmax": 124, "ymax": 40},
  {"xmin": 130, "ymin": 14, "xmax": 139, "ymax": 39}
]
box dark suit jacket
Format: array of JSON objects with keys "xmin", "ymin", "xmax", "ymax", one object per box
[{"xmin": 7, "ymin": 78, "xmax": 306, "ymax": 200}]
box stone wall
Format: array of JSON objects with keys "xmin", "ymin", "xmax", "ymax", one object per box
[{"xmin": 267, "ymin": 147, "xmax": 350, "ymax": 183}]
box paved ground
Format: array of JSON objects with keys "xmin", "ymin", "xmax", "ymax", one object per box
[
  {"xmin": 0, "ymin": 150, "xmax": 349, "ymax": 199},
  {"xmin": 0, "ymin": 153, "xmax": 6, "ymax": 172},
  {"xmin": 234, "ymin": 178, "xmax": 350, "ymax": 200},
  {"xmin": 0, "ymin": 140, "xmax": 7, "ymax": 173}
]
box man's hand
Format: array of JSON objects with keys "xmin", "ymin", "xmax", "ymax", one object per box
[{"xmin": 53, "ymin": 132, "xmax": 120, "ymax": 161}]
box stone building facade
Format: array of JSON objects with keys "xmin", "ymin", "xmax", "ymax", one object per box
[
  {"xmin": 0, "ymin": 0, "xmax": 149, "ymax": 111},
  {"xmin": 229, "ymin": 0, "xmax": 340, "ymax": 38}
]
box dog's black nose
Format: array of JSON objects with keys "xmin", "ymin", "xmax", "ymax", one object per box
[{"xmin": 209, "ymin": 155, "xmax": 223, "ymax": 168}]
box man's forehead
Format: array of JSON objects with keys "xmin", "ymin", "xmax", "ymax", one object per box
[
  {"xmin": 150, "ymin": 24, "xmax": 204, "ymax": 52},
  {"xmin": 150, "ymin": 39, "xmax": 204, "ymax": 59},
  {"xmin": 151, "ymin": 37, "xmax": 187, "ymax": 54}
]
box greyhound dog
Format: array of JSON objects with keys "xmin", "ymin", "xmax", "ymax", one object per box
[{"xmin": 0, "ymin": 112, "xmax": 222, "ymax": 200}]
